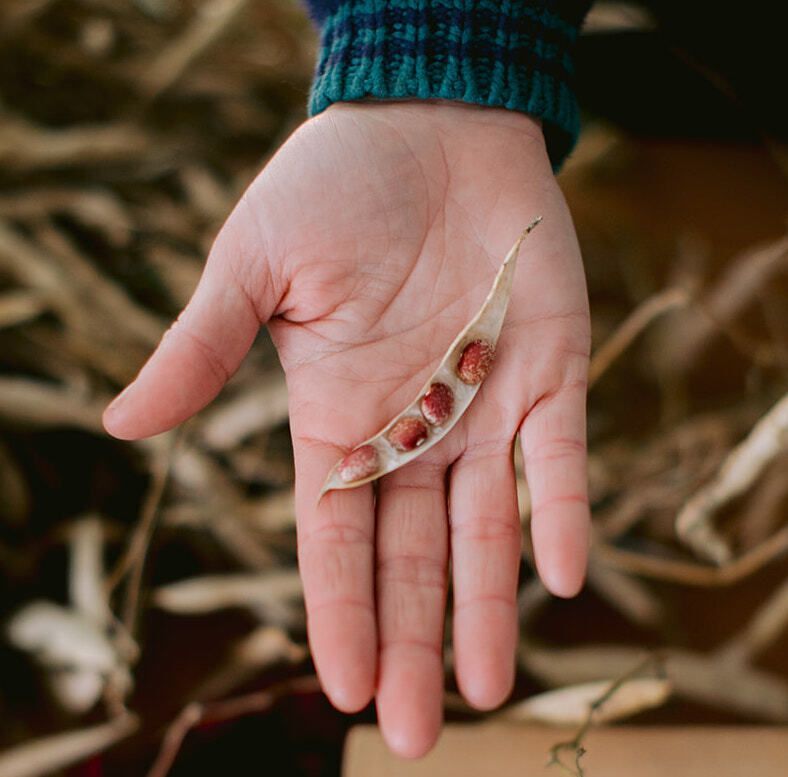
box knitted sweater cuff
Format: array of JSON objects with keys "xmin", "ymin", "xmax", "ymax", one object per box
[{"xmin": 307, "ymin": 1, "xmax": 589, "ymax": 170}]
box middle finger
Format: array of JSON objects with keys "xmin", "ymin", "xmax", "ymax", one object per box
[{"xmin": 375, "ymin": 458, "xmax": 449, "ymax": 758}]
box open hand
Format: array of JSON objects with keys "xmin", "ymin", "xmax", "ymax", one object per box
[{"xmin": 104, "ymin": 102, "xmax": 591, "ymax": 758}]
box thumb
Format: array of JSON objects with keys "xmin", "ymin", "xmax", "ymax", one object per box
[{"xmin": 103, "ymin": 198, "xmax": 283, "ymax": 440}]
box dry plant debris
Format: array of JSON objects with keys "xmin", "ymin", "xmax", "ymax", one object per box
[
  {"xmin": 544, "ymin": 656, "xmax": 666, "ymax": 777},
  {"xmin": 676, "ymin": 391, "xmax": 788, "ymax": 563},
  {"xmin": 0, "ymin": 0, "xmax": 786, "ymax": 774},
  {"xmin": 0, "ymin": 715, "xmax": 138, "ymax": 777},
  {"xmin": 496, "ymin": 676, "xmax": 671, "ymax": 727}
]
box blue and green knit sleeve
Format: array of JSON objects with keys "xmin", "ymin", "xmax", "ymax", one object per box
[{"xmin": 303, "ymin": 1, "xmax": 592, "ymax": 170}]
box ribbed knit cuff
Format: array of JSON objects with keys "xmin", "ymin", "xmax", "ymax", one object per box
[{"xmin": 308, "ymin": 1, "xmax": 589, "ymax": 170}]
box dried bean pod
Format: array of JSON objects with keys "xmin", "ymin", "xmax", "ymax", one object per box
[{"xmin": 320, "ymin": 217, "xmax": 542, "ymax": 496}]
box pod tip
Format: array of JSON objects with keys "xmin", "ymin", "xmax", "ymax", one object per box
[{"xmin": 523, "ymin": 215, "xmax": 543, "ymax": 236}]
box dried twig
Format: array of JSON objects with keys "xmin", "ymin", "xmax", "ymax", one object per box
[
  {"xmin": 168, "ymin": 444, "xmax": 279, "ymax": 568},
  {"xmin": 107, "ymin": 432, "xmax": 179, "ymax": 638},
  {"xmin": 198, "ymin": 374, "xmax": 289, "ymax": 450},
  {"xmin": 0, "ymin": 715, "xmax": 137, "ymax": 777},
  {"xmin": 0, "ymin": 218, "xmax": 86, "ymax": 325},
  {"xmin": 146, "ymin": 676, "xmax": 318, "ymax": 777},
  {"xmin": 654, "ymin": 234, "xmax": 788, "ymax": 373},
  {"xmin": 736, "ymin": 456, "xmax": 788, "ymax": 548},
  {"xmin": 546, "ymin": 655, "xmax": 665, "ymax": 776},
  {"xmin": 0, "ymin": 377, "xmax": 106, "ymax": 432},
  {"xmin": 676, "ymin": 392, "xmax": 788, "ymax": 563},
  {"xmin": 0, "ymin": 290, "xmax": 47, "ymax": 329},
  {"xmin": 497, "ymin": 676, "xmax": 670, "ymax": 727},
  {"xmin": 35, "ymin": 221, "xmax": 165, "ymax": 347},
  {"xmin": 521, "ymin": 642, "xmax": 788, "ymax": 722},
  {"xmin": 152, "ymin": 570, "xmax": 303, "ymax": 624},
  {"xmin": 8, "ymin": 516, "xmax": 132, "ymax": 714},
  {"xmin": 717, "ymin": 576, "xmax": 788, "ymax": 665},
  {"xmin": 139, "ymin": 0, "xmax": 250, "ymax": 100},
  {"xmin": 193, "ymin": 626, "xmax": 307, "ymax": 700},
  {"xmin": 586, "ymin": 561, "xmax": 664, "ymax": 628},
  {"xmin": 0, "ymin": 115, "xmax": 152, "ymax": 171},
  {"xmin": 589, "ymin": 286, "xmax": 690, "ymax": 387},
  {"xmin": 595, "ymin": 523, "xmax": 788, "ymax": 586},
  {"xmin": 0, "ymin": 188, "xmax": 134, "ymax": 246},
  {"xmin": 595, "ymin": 409, "xmax": 740, "ymax": 540},
  {"xmin": 70, "ymin": 516, "xmax": 111, "ymax": 628}
]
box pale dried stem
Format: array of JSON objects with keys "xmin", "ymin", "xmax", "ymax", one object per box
[
  {"xmin": 0, "ymin": 715, "xmax": 137, "ymax": 777},
  {"xmin": 19, "ymin": 324, "xmax": 144, "ymax": 386},
  {"xmin": 35, "ymin": 222, "xmax": 165, "ymax": 347},
  {"xmin": 140, "ymin": 0, "xmax": 250, "ymax": 100},
  {"xmin": 586, "ymin": 561, "xmax": 664, "ymax": 628},
  {"xmin": 0, "ymin": 114, "xmax": 152, "ymax": 171},
  {"xmin": 146, "ymin": 704, "xmax": 202, "ymax": 777},
  {"xmin": 147, "ymin": 244, "xmax": 202, "ymax": 308},
  {"xmin": 588, "ymin": 286, "xmax": 690, "ymax": 387},
  {"xmin": 736, "ymin": 457, "xmax": 788, "ymax": 548},
  {"xmin": 654, "ymin": 234, "xmax": 788, "ymax": 373},
  {"xmin": 716, "ymin": 576, "xmax": 788, "ymax": 665},
  {"xmin": 70, "ymin": 516, "xmax": 110, "ymax": 626},
  {"xmin": 596, "ymin": 409, "xmax": 740, "ymax": 540},
  {"xmin": 151, "ymin": 570, "xmax": 303, "ymax": 618},
  {"xmin": 0, "ymin": 219, "xmax": 163, "ymax": 384},
  {"xmin": 198, "ymin": 373, "xmax": 289, "ymax": 450},
  {"xmin": 168, "ymin": 445, "xmax": 276, "ymax": 567},
  {"xmin": 146, "ymin": 676, "xmax": 319, "ymax": 777},
  {"xmin": 521, "ymin": 642, "xmax": 788, "ymax": 722},
  {"xmin": 595, "ymin": 523, "xmax": 788, "ymax": 586},
  {"xmin": 676, "ymin": 392, "xmax": 788, "ymax": 563},
  {"xmin": 0, "ymin": 188, "xmax": 134, "ymax": 246},
  {"xmin": 208, "ymin": 514, "xmax": 277, "ymax": 568},
  {"xmin": 0, "ymin": 218, "xmax": 88, "ymax": 326},
  {"xmin": 0, "ymin": 290, "xmax": 47, "ymax": 329},
  {"xmin": 546, "ymin": 655, "xmax": 665, "ymax": 777},
  {"xmin": 0, "ymin": 377, "xmax": 106, "ymax": 432},
  {"xmin": 498, "ymin": 677, "xmax": 670, "ymax": 727},
  {"xmin": 193, "ymin": 626, "xmax": 307, "ymax": 700},
  {"xmin": 110, "ymin": 433, "xmax": 178, "ymax": 640},
  {"xmin": 246, "ymin": 489, "xmax": 296, "ymax": 532},
  {"xmin": 179, "ymin": 165, "xmax": 233, "ymax": 221}
]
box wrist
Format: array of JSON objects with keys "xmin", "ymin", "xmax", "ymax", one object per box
[
  {"xmin": 307, "ymin": 0, "xmax": 589, "ymax": 171},
  {"xmin": 325, "ymin": 98, "xmax": 546, "ymax": 148}
]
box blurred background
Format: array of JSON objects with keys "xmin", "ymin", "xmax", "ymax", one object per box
[{"xmin": 0, "ymin": 1, "xmax": 786, "ymax": 775}]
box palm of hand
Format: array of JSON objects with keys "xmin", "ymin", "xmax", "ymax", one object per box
[{"xmin": 105, "ymin": 103, "xmax": 590, "ymax": 757}]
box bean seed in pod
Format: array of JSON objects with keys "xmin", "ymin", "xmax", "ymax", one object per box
[
  {"xmin": 420, "ymin": 382, "xmax": 454, "ymax": 425},
  {"xmin": 337, "ymin": 445, "xmax": 379, "ymax": 483},
  {"xmin": 457, "ymin": 339, "xmax": 495, "ymax": 384},
  {"xmin": 386, "ymin": 417, "xmax": 428, "ymax": 452}
]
